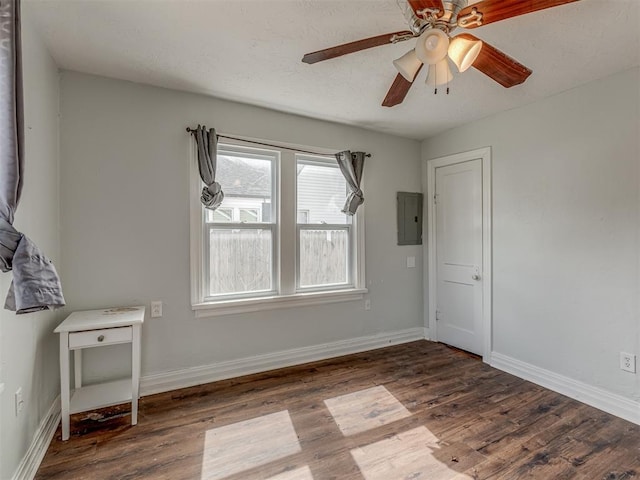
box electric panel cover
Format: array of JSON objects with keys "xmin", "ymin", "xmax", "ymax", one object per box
[{"xmin": 397, "ymin": 192, "xmax": 423, "ymax": 245}]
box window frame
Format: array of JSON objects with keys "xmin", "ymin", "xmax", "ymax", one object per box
[
  {"xmin": 295, "ymin": 155, "xmax": 354, "ymax": 292},
  {"xmin": 190, "ymin": 138, "xmax": 367, "ymax": 317},
  {"xmin": 203, "ymin": 144, "xmax": 278, "ymax": 302}
]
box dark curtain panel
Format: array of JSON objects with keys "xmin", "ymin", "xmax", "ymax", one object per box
[
  {"xmin": 195, "ymin": 125, "xmax": 224, "ymax": 210},
  {"xmin": 0, "ymin": 0, "xmax": 64, "ymax": 313},
  {"xmin": 335, "ymin": 150, "xmax": 366, "ymax": 215}
]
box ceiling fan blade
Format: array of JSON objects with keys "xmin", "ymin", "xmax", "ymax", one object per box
[
  {"xmin": 407, "ymin": 0, "xmax": 444, "ymax": 16},
  {"xmin": 382, "ymin": 65, "xmax": 424, "ymax": 107},
  {"xmin": 302, "ymin": 31, "xmax": 414, "ymax": 64},
  {"xmin": 459, "ymin": 34, "xmax": 532, "ymax": 87},
  {"xmin": 458, "ymin": 0, "xmax": 580, "ymax": 29}
]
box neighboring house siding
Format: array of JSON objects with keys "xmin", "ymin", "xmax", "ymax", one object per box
[{"xmin": 297, "ymin": 165, "xmax": 348, "ymax": 225}]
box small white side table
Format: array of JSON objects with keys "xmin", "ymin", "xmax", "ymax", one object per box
[{"xmin": 54, "ymin": 306, "xmax": 144, "ymax": 441}]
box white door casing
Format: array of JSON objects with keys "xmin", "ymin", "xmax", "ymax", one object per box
[
  {"xmin": 423, "ymin": 147, "xmax": 492, "ymax": 362},
  {"xmin": 435, "ymin": 159, "xmax": 483, "ymax": 354}
]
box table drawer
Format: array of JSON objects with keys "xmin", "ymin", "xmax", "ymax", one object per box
[{"xmin": 69, "ymin": 326, "xmax": 132, "ymax": 349}]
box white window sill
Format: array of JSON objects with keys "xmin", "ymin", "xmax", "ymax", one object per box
[{"xmin": 192, "ymin": 288, "xmax": 368, "ymax": 318}]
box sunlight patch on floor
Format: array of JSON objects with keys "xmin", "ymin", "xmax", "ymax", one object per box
[
  {"xmin": 350, "ymin": 426, "xmax": 473, "ymax": 480},
  {"xmin": 324, "ymin": 385, "xmax": 412, "ymax": 436},
  {"xmin": 265, "ymin": 465, "xmax": 314, "ymax": 480},
  {"xmin": 201, "ymin": 410, "xmax": 301, "ymax": 480}
]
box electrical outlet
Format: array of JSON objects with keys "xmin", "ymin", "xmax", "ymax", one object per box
[
  {"xmin": 364, "ymin": 299, "xmax": 371, "ymax": 311},
  {"xmin": 15, "ymin": 387, "xmax": 23, "ymax": 416},
  {"xmin": 620, "ymin": 352, "xmax": 636, "ymax": 373},
  {"xmin": 151, "ymin": 301, "xmax": 163, "ymax": 318}
]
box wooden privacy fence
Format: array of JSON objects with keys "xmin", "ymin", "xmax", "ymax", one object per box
[
  {"xmin": 299, "ymin": 230, "xmax": 348, "ymax": 287},
  {"xmin": 208, "ymin": 229, "xmax": 348, "ymax": 295}
]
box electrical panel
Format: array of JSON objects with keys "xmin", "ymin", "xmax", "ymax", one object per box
[{"xmin": 397, "ymin": 192, "xmax": 423, "ymax": 246}]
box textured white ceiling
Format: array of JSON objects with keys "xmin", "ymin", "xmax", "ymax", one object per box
[{"xmin": 26, "ymin": 0, "xmax": 640, "ymax": 140}]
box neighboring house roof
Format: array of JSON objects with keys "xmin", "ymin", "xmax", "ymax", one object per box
[{"xmin": 218, "ymin": 156, "xmax": 270, "ymax": 198}]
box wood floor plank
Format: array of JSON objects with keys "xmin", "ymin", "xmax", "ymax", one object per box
[{"xmin": 36, "ymin": 341, "xmax": 639, "ymax": 480}]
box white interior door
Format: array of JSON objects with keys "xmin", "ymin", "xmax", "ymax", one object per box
[{"xmin": 435, "ymin": 159, "xmax": 483, "ymax": 355}]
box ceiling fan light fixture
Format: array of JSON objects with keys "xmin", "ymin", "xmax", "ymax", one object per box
[
  {"xmin": 425, "ymin": 59, "xmax": 453, "ymax": 87},
  {"xmin": 415, "ymin": 28, "xmax": 449, "ymax": 65},
  {"xmin": 448, "ymin": 36, "xmax": 483, "ymax": 72},
  {"xmin": 393, "ymin": 49, "xmax": 423, "ymax": 82}
]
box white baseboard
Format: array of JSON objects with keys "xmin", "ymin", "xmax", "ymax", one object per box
[
  {"xmin": 491, "ymin": 352, "xmax": 640, "ymax": 426},
  {"xmin": 141, "ymin": 327, "xmax": 426, "ymax": 396},
  {"xmin": 12, "ymin": 396, "xmax": 61, "ymax": 480}
]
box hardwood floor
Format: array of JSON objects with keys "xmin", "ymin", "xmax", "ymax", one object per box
[{"xmin": 36, "ymin": 341, "xmax": 639, "ymax": 480}]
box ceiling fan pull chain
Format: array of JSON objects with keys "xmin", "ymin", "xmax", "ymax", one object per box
[{"xmin": 434, "ymin": 62, "xmax": 438, "ymax": 95}]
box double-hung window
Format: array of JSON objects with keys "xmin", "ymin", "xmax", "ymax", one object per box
[
  {"xmin": 204, "ymin": 145, "xmax": 277, "ymax": 300},
  {"xmin": 191, "ymin": 141, "xmax": 366, "ymax": 316},
  {"xmin": 296, "ymin": 155, "xmax": 352, "ymax": 290}
]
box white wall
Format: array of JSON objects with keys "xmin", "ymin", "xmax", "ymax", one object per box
[
  {"xmin": 59, "ymin": 72, "xmax": 423, "ymax": 384},
  {"xmin": 0, "ymin": 8, "xmax": 62, "ymax": 479},
  {"xmin": 422, "ymin": 68, "xmax": 640, "ymax": 404}
]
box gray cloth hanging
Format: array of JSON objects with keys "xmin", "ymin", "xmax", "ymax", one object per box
[
  {"xmin": 0, "ymin": 0, "xmax": 64, "ymax": 314},
  {"xmin": 195, "ymin": 125, "xmax": 224, "ymax": 210},
  {"xmin": 335, "ymin": 151, "xmax": 366, "ymax": 215}
]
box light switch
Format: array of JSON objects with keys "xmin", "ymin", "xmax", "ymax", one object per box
[{"xmin": 407, "ymin": 256, "xmax": 416, "ymax": 268}]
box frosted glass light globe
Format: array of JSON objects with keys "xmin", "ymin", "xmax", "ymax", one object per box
[
  {"xmin": 415, "ymin": 28, "xmax": 449, "ymax": 65},
  {"xmin": 393, "ymin": 49, "xmax": 423, "ymax": 81},
  {"xmin": 425, "ymin": 59, "xmax": 454, "ymax": 87},
  {"xmin": 448, "ymin": 36, "xmax": 483, "ymax": 72}
]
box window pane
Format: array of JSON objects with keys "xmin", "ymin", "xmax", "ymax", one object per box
[
  {"xmin": 297, "ymin": 161, "xmax": 349, "ymax": 225},
  {"xmin": 299, "ymin": 229, "xmax": 348, "ymax": 288},
  {"xmin": 208, "ymin": 229, "xmax": 272, "ymax": 296},
  {"xmin": 208, "ymin": 152, "xmax": 273, "ymax": 224}
]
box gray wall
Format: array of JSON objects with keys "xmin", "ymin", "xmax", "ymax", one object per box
[
  {"xmin": 59, "ymin": 72, "xmax": 423, "ymax": 383},
  {"xmin": 423, "ymin": 68, "xmax": 640, "ymax": 403},
  {"xmin": 0, "ymin": 10, "xmax": 62, "ymax": 479}
]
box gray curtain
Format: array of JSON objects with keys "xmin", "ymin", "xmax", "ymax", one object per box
[
  {"xmin": 335, "ymin": 151, "xmax": 366, "ymax": 215},
  {"xmin": 0, "ymin": 0, "xmax": 64, "ymax": 314},
  {"xmin": 195, "ymin": 125, "xmax": 224, "ymax": 210}
]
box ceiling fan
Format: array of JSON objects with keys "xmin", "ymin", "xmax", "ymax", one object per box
[{"xmin": 302, "ymin": 0, "xmax": 580, "ymax": 107}]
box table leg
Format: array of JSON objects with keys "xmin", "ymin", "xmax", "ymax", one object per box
[
  {"xmin": 74, "ymin": 349, "xmax": 82, "ymax": 389},
  {"xmin": 60, "ymin": 333, "xmax": 70, "ymax": 441},
  {"xmin": 131, "ymin": 324, "xmax": 141, "ymax": 425}
]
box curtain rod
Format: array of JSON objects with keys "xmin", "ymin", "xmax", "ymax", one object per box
[{"xmin": 186, "ymin": 127, "xmax": 371, "ymax": 158}]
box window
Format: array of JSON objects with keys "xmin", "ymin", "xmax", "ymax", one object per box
[
  {"xmin": 204, "ymin": 146, "xmax": 277, "ymax": 300},
  {"xmin": 191, "ymin": 141, "xmax": 366, "ymax": 316},
  {"xmin": 296, "ymin": 156, "xmax": 351, "ymax": 290}
]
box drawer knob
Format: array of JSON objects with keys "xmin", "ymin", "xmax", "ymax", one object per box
[{"xmin": 97, "ymin": 335, "xmax": 105, "ymax": 342}]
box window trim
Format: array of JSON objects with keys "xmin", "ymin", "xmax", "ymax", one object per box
[{"xmin": 190, "ymin": 137, "xmax": 366, "ymax": 316}]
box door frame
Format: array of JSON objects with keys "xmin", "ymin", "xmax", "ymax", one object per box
[{"xmin": 423, "ymin": 147, "xmax": 493, "ymax": 363}]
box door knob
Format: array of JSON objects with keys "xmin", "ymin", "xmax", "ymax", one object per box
[{"xmin": 472, "ymin": 274, "xmax": 481, "ymax": 281}]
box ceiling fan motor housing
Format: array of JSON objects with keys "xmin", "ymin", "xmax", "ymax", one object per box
[
  {"xmin": 417, "ymin": 0, "xmax": 468, "ymax": 33},
  {"xmin": 440, "ymin": 0, "xmax": 469, "ymax": 25}
]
